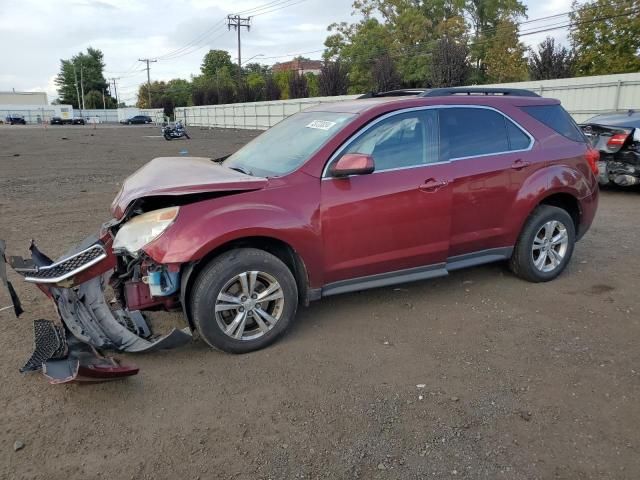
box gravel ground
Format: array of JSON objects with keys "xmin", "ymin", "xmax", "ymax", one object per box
[{"xmin": 1, "ymin": 124, "xmax": 639, "ymax": 480}]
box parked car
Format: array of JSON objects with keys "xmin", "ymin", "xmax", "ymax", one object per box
[
  {"xmin": 580, "ymin": 110, "xmax": 640, "ymax": 187},
  {"xmin": 121, "ymin": 115, "xmax": 153, "ymax": 125},
  {"xmin": 50, "ymin": 116, "xmax": 86, "ymax": 125},
  {"xmin": 5, "ymin": 115, "xmax": 26, "ymax": 125},
  {"xmin": 5, "ymin": 88, "xmax": 599, "ymax": 361}
]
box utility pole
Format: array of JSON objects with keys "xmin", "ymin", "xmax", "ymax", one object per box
[
  {"xmin": 138, "ymin": 58, "xmax": 157, "ymax": 108},
  {"xmin": 79, "ymin": 64, "xmax": 86, "ymax": 111},
  {"xmin": 102, "ymin": 89, "xmax": 106, "ymax": 110},
  {"xmin": 227, "ymin": 15, "xmax": 251, "ymax": 78},
  {"xmin": 110, "ymin": 77, "xmax": 119, "ymax": 106},
  {"xmin": 72, "ymin": 63, "xmax": 82, "ymax": 112}
]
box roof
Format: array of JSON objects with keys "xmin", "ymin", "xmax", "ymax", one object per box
[{"xmin": 306, "ymin": 94, "xmax": 559, "ymax": 115}]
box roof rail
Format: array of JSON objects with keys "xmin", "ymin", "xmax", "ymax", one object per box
[
  {"xmin": 421, "ymin": 87, "xmax": 540, "ymax": 98},
  {"xmin": 358, "ymin": 88, "xmax": 428, "ymax": 99}
]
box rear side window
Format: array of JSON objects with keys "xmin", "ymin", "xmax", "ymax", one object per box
[
  {"xmin": 439, "ymin": 108, "xmax": 509, "ymax": 160},
  {"xmin": 522, "ymin": 105, "xmax": 585, "ymax": 142}
]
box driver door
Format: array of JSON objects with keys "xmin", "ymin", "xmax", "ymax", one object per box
[{"xmin": 320, "ymin": 109, "xmax": 453, "ymax": 285}]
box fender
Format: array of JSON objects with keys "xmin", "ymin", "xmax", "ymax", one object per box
[
  {"xmin": 503, "ymin": 161, "xmax": 596, "ymax": 245},
  {"xmin": 142, "ymin": 179, "xmax": 324, "ymax": 286}
]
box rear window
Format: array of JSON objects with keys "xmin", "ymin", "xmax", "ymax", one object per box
[{"xmin": 522, "ymin": 105, "xmax": 585, "ymax": 142}]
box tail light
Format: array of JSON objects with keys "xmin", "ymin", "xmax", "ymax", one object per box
[
  {"xmin": 607, "ymin": 133, "xmax": 629, "ymax": 147},
  {"xmin": 585, "ymin": 147, "xmax": 600, "ymax": 176}
]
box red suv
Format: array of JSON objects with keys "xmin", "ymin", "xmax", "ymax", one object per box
[{"xmin": 6, "ymin": 88, "xmax": 599, "ymax": 358}]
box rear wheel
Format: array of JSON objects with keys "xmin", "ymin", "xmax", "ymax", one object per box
[
  {"xmin": 509, "ymin": 205, "xmax": 576, "ymax": 282},
  {"xmin": 191, "ymin": 248, "xmax": 298, "ymax": 353}
]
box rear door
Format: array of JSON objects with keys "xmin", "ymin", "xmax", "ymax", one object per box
[
  {"xmin": 439, "ymin": 106, "xmax": 536, "ymax": 257},
  {"xmin": 321, "ymin": 109, "xmax": 453, "ymax": 284}
]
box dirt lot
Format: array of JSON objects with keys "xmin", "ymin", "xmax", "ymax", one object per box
[{"xmin": 1, "ymin": 124, "xmax": 639, "ymax": 480}]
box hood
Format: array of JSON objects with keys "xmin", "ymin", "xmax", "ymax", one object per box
[{"xmin": 111, "ymin": 157, "xmax": 267, "ymax": 219}]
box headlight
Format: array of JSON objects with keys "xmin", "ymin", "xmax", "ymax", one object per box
[{"xmin": 113, "ymin": 207, "xmax": 179, "ymax": 254}]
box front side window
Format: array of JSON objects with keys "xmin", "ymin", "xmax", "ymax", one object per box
[{"xmin": 336, "ymin": 110, "xmax": 439, "ymax": 172}]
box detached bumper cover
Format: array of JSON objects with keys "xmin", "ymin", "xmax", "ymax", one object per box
[{"xmin": 1, "ymin": 238, "xmax": 192, "ymax": 383}]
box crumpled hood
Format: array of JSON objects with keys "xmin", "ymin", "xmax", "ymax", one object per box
[{"xmin": 110, "ymin": 157, "xmax": 268, "ymax": 219}]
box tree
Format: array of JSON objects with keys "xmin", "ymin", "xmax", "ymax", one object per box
[
  {"xmin": 136, "ymin": 79, "xmax": 192, "ymax": 113},
  {"xmin": 305, "ymin": 73, "xmax": 320, "ymax": 97},
  {"xmin": 318, "ymin": 59, "xmax": 350, "ymax": 96},
  {"xmin": 483, "ymin": 19, "xmax": 528, "ymax": 83},
  {"xmin": 201, "ymin": 50, "xmax": 236, "ymax": 78},
  {"xmin": 54, "ymin": 47, "xmax": 115, "ymax": 108},
  {"xmin": 528, "ymin": 37, "xmax": 574, "ymax": 80},
  {"xmin": 465, "ymin": 0, "xmax": 527, "ymax": 82},
  {"xmin": 569, "ymin": 0, "xmax": 640, "ymax": 76},
  {"xmin": 429, "ymin": 35, "xmax": 469, "ymax": 87},
  {"xmin": 324, "ymin": 17, "xmax": 393, "ymax": 93},
  {"xmin": 83, "ymin": 90, "xmax": 104, "ymax": 109},
  {"xmin": 288, "ymin": 72, "xmax": 309, "ymax": 99},
  {"xmin": 372, "ymin": 53, "xmax": 401, "ymax": 91},
  {"xmin": 264, "ymin": 75, "xmax": 282, "ymax": 100}
]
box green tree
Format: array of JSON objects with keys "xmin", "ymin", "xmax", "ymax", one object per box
[
  {"xmin": 569, "ymin": 0, "xmax": 640, "ymax": 76},
  {"xmin": 54, "ymin": 47, "xmax": 115, "ymax": 108},
  {"xmin": 483, "ymin": 19, "xmax": 527, "ymax": 82},
  {"xmin": 465, "ymin": 0, "xmax": 527, "ymax": 82},
  {"xmin": 201, "ymin": 50, "xmax": 236, "ymax": 78},
  {"xmin": 305, "ymin": 73, "xmax": 320, "ymax": 97},
  {"xmin": 83, "ymin": 90, "xmax": 104, "ymax": 109},
  {"xmin": 324, "ymin": 17, "xmax": 392, "ymax": 93},
  {"xmin": 528, "ymin": 37, "xmax": 574, "ymax": 80}
]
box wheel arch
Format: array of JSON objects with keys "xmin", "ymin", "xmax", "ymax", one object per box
[{"xmin": 180, "ymin": 236, "xmax": 312, "ymax": 331}]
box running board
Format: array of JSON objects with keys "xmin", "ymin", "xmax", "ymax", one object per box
[{"xmin": 321, "ymin": 247, "xmax": 513, "ymax": 297}]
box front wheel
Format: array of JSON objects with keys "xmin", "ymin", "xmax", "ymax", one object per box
[
  {"xmin": 164, "ymin": 133, "xmax": 172, "ymax": 141},
  {"xmin": 190, "ymin": 248, "xmax": 298, "ymax": 353},
  {"xmin": 509, "ymin": 205, "xmax": 576, "ymax": 282}
]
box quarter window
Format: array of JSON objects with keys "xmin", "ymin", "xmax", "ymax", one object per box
[
  {"xmin": 338, "ymin": 110, "xmax": 439, "ymax": 172},
  {"xmin": 506, "ymin": 119, "xmax": 531, "ymax": 150}
]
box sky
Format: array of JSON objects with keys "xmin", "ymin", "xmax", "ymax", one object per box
[{"xmin": 0, "ymin": 0, "xmax": 575, "ymax": 104}]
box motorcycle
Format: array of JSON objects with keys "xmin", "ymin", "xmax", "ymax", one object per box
[{"xmin": 161, "ymin": 121, "xmax": 191, "ymax": 141}]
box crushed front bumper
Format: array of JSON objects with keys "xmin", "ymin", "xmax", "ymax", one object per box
[{"xmin": 1, "ymin": 236, "xmax": 192, "ymax": 384}]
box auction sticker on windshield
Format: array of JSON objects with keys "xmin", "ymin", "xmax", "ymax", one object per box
[{"xmin": 306, "ymin": 120, "xmax": 337, "ymax": 130}]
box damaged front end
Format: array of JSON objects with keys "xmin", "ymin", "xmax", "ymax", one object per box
[{"xmin": 1, "ymin": 226, "xmax": 192, "ymax": 384}]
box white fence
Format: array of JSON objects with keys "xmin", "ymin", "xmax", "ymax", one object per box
[
  {"xmin": 175, "ymin": 95, "xmax": 359, "ymax": 130},
  {"xmin": 176, "ymin": 72, "xmax": 640, "ymax": 130},
  {"xmin": 480, "ymin": 72, "xmax": 640, "ymax": 122}
]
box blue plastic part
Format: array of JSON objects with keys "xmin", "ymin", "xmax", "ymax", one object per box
[{"xmin": 148, "ymin": 270, "xmax": 180, "ymax": 297}]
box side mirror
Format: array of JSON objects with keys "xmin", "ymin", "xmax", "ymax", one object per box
[{"xmin": 330, "ymin": 153, "xmax": 375, "ymax": 177}]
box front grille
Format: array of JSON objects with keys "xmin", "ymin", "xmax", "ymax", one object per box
[{"xmin": 24, "ymin": 244, "xmax": 107, "ymax": 283}]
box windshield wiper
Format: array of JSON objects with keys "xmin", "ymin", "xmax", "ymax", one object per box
[{"xmin": 228, "ymin": 166, "xmax": 253, "ymax": 176}]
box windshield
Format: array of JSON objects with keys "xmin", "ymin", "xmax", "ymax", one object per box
[{"xmin": 224, "ymin": 111, "xmax": 356, "ymax": 177}]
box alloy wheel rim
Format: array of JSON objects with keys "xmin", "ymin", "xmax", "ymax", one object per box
[
  {"xmin": 215, "ymin": 271, "xmax": 284, "ymax": 341},
  {"xmin": 531, "ymin": 220, "xmax": 569, "ymax": 273}
]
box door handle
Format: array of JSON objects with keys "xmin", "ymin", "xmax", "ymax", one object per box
[
  {"xmin": 511, "ymin": 159, "xmax": 531, "ymax": 170},
  {"xmin": 419, "ymin": 178, "xmax": 448, "ymax": 192}
]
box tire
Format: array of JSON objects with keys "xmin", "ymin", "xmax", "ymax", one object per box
[
  {"xmin": 164, "ymin": 133, "xmax": 172, "ymax": 141},
  {"xmin": 509, "ymin": 205, "xmax": 576, "ymax": 282},
  {"xmin": 191, "ymin": 248, "xmax": 298, "ymax": 353}
]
